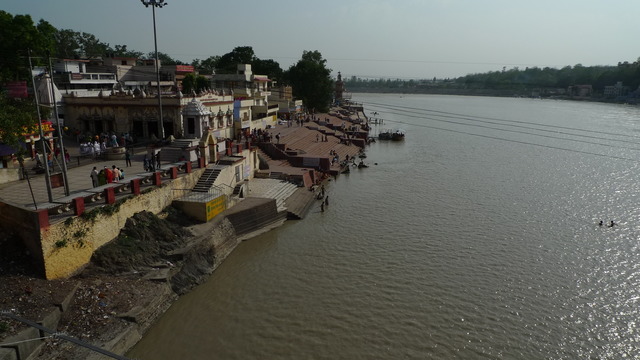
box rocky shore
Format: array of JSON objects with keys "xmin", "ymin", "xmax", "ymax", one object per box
[{"xmin": 1, "ymin": 208, "xmax": 234, "ymax": 359}]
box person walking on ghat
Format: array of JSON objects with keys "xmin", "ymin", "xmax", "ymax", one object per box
[
  {"xmin": 125, "ymin": 149, "xmax": 132, "ymax": 167},
  {"xmin": 155, "ymin": 152, "xmax": 161, "ymax": 169}
]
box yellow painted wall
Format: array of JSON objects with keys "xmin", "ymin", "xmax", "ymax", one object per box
[
  {"xmin": 40, "ymin": 168, "xmax": 205, "ymax": 279},
  {"xmin": 206, "ymin": 196, "xmax": 226, "ymax": 221}
]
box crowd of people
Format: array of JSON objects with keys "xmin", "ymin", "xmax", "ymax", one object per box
[
  {"xmin": 78, "ymin": 132, "xmax": 134, "ymax": 158},
  {"xmin": 90, "ymin": 165, "xmax": 126, "ymax": 187}
]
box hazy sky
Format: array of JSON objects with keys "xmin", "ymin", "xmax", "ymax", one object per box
[{"xmin": 3, "ymin": 0, "xmax": 638, "ymax": 80}]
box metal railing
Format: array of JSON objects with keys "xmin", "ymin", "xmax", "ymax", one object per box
[{"xmin": 0, "ymin": 311, "xmax": 130, "ymax": 360}]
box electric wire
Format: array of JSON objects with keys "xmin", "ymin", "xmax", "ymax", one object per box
[
  {"xmin": 361, "ymin": 102, "xmax": 640, "ymax": 163},
  {"xmin": 369, "ymin": 106, "xmax": 640, "ymax": 153},
  {"xmin": 367, "ymin": 101, "xmax": 640, "ymax": 141}
]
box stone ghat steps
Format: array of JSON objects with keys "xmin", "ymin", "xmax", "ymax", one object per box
[
  {"xmin": 192, "ymin": 166, "xmax": 224, "ymax": 192},
  {"xmin": 276, "ymin": 126, "xmax": 362, "ymax": 163},
  {"xmin": 283, "ymin": 186, "xmax": 317, "ymax": 219},
  {"xmin": 247, "ymin": 178, "xmax": 300, "ymax": 212},
  {"xmin": 224, "ymin": 197, "xmax": 286, "ymax": 237},
  {"xmin": 257, "ymin": 147, "xmax": 291, "ymax": 168},
  {"xmin": 261, "ymin": 181, "xmax": 299, "ymax": 212}
]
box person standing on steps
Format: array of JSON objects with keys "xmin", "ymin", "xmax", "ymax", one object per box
[{"xmin": 90, "ymin": 167, "xmax": 99, "ymax": 187}]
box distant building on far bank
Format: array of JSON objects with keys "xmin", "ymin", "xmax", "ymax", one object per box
[
  {"xmin": 603, "ymin": 81, "xmax": 629, "ymax": 98},
  {"xmin": 567, "ymin": 84, "xmax": 593, "ymax": 98}
]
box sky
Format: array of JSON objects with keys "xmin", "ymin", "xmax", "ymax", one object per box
[{"xmin": 3, "ymin": 0, "xmax": 639, "ymax": 80}]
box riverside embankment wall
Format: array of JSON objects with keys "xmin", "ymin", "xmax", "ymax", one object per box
[
  {"xmin": 40, "ymin": 167, "xmax": 206, "ymax": 279},
  {"xmin": 0, "ymin": 147, "xmax": 260, "ymax": 280},
  {"xmin": 0, "ymin": 167, "xmax": 204, "ymax": 280}
]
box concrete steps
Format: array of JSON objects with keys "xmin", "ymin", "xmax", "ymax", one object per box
[
  {"xmin": 262, "ymin": 181, "xmax": 299, "ymax": 211},
  {"xmin": 224, "ymin": 197, "xmax": 287, "ymax": 237},
  {"xmin": 284, "ymin": 186, "xmax": 317, "ymax": 219},
  {"xmin": 257, "ymin": 148, "xmax": 291, "ymax": 168},
  {"xmin": 161, "ymin": 139, "xmax": 199, "ymax": 163},
  {"xmin": 192, "ymin": 166, "xmax": 225, "ymax": 192}
]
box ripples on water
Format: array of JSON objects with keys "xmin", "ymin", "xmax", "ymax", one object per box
[{"xmin": 129, "ymin": 95, "xmax": 640, "ymax": 359}]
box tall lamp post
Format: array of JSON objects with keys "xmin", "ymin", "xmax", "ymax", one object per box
[{"xmin": 141, "ymin": 0, "xmax": 167, "ymax": 140}]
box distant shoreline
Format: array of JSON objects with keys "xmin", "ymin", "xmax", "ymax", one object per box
[{"xmin": 350, "ymin": 88, "xmax": 637, "ymax": 105}]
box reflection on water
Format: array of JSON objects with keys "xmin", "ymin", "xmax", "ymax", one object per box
[{"xmin": 129, "ymin": 95, "xmax": 640, "ymax": 359}]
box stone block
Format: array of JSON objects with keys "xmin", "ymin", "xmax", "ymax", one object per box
[
  {"xmin": 0, "ymin": 348, "xmax": 17, "ymax": 360},
  {"xmin": 53, "ymin": 281, "xmax": 80, "ymax": 312},
  {"xmin": 0, "ymin": 327, "xmax": 41, "ymax": 360},
  {"xmin": 38, "ymin": 307, "xmax": 61, "ymax": 332}
]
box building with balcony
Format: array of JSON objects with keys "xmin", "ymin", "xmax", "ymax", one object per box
[
  {"xmin": 58, "ymin": 61, "xmax": 281, "ymax": 144},
  {"xmin": 211, "ymin": 64, "xmax": 278, "ymax": 135}
]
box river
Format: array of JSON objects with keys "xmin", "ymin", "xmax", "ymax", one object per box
[{"xmin": 129, "ymin": 94, "xmax": 640, "ymax": 359}]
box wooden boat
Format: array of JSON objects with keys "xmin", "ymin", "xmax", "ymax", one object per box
[
  {"xmin": 379, "ymin": 129, "xmax": 405, "ymax": 141},
  {"xmin": 378, "ymin": 130, "xmax": 393, "ymax": 140},
  {"xmin": 391, "ymin": 130, "xmax": 405, "ymax": 141}
]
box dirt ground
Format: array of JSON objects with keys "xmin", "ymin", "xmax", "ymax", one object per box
[{"xmin": 0, "ymin": 208, "xmax": 197, "ymax": 358}]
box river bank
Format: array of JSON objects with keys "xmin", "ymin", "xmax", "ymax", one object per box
[{"xmin": 0, "ymin": 108, "xmax": 368, "ymax": 359}]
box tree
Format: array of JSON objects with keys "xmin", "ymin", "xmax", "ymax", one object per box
[
  {"xmin": 182, "ymin": 73, "xmax": 196, "ymax": 94},
  {"xmin": 0, "ymin": 91, "xmax": 38, "ymax": 156},
  {"xmin": 182, "ymin": 73, "xmax": 210, "ymax": 94},
  {"xmin": 285, "ymin": 50, "xmax": 333, "ymax": 112},
  {"xmin": 0, "ymin": 11, "xmax": 55, "ymax": 82},
  {"xmin": 216, "ymin": 46, "xmax": 257, "ymax": 74},
  {"xmin": 195, "ymin": 75, "xmax": 210, "ymax": 93},
  {"xmin": 78, "ymin": 32, "xmax": 110, "ymax": 58},
  {"xmin": 192, "ymin": 55, "xmax": 220, "ymax": 75},
  {"xmin": 112, "ymin": 44, "xmax": 143, "ymax": 59},
  {"xmin": 147, "ymin": 51, "xmax": 184, "ymax": 65},
  {"xmin": 253, "ymin": 58, "xmax": 283, "ymax": 81},
  {"xmin": 54, "ymin": 29, "xmax": 81, "ymax": 59}
]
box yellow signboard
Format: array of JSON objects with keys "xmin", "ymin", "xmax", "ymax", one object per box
[{"xmin": 206, "ymin": 195, "xmax": 226, "ymax": 221}]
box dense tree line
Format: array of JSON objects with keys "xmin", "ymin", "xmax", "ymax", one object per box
[
  {"xmin": 345, "ymin": 61, "xmax": 640, "ymax": 95},
  {"xmin": 457, "ymin": 62, "xmax": 640, "ymax": 93}
]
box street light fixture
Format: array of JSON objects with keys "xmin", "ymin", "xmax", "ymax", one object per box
[{"xmin": 141, "ymin": 0, "xmax": 167, "ymax": 140}]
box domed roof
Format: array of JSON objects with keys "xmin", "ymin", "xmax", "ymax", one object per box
[{"xmin": 183, "ymin": 97, "xmax": 211, "ymax": 116}]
